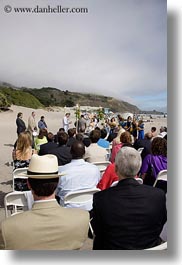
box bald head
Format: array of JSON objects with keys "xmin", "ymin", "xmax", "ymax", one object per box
[{"xmin": 70, "ymin": 141, "xmax": 85, "ymax": 159}]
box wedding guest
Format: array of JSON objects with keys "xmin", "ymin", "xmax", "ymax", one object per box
[
  {"xmin": 16, "ymin": 112, "xmax": 26, "ymax": 136},
  {"xmin": 12, "ymin": 131, "xmax": 35, "ymax": 169},
  {"xmin": 39, "ymin": 132, "xmax": 58, "ymax": 156},
  {"xmin": 38, "ymin": 116, "xmax": 47, "ymax": 130},
  {"xmin": 140, "ymin": 137, "xmax": 167, "ymax": 188},
  {"xmin": 56, "ymin": 141, "xmax": 100, "ymax": 210},
  {"xmin": 137, "ymin": 120, "xmax": 145, "ymax": 140},
  {"xmin": 0, "ymin": 154, "xmax": 89, "ymax": 250},
  {"xmin": 27, "ymin": 111, "xmax": 37, "ymax": 136},
  {"xmin": 48, "ymin": 131, "xmax": 72, "ymax": 166},
  {"xmin": 92, "ymin": 147, "xmax": 167, "ymax": 250},
  {"xmin": 84, "ymin": 130, "xmax": 108, "ymax": 163}
]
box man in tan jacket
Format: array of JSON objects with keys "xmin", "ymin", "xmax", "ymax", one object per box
[
  {"xmin": 0, "ymin": 154, "xmax": 89, "ymax": 250},
  {"xmin": 27, "ymin": 111, "xmax": 37, "ymax": 136}
]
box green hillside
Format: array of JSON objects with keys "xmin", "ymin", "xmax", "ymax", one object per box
[
  {"xmin": 0, "ymin": 84, "xmax": 142, "ymax": 113},
  {"xmin": 0, "ymin": 86, "xmax": 43, "ymax": 109},
  {"xmin": 21, "ymin": 87, "xmax": 140, "ymax": 113}
]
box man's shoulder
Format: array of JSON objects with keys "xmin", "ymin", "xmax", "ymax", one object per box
[
  {"xmin": 94, "ymin": 181, "xmax": 166, "ymax": 200},
  {"xmin": 2, "ymin": 210, "xmax": 31, "ymax": 228},
  {"xmin": 142, "ymin": 184, "xmax": 166, "ymax": 196},
  {"xmin": 94, "ymin": 186, "xmax": 112, "ymax": 199},
  {"xmin": 61, "ymin": 207, "xmax": 90, "ymax": 223}
]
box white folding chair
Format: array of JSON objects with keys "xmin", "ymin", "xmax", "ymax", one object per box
[
  {"xmin": 137, "ymin": 147, "xmax": 144, "ymax": 154},
  {"xmin": 110, "ymin": 180, "xmax": 119, "ymax": 187},
  {"xmin": 12, "ymin": 168, "xmax": 28, "ymax": 191},
  {"xmin": 63, "ymin": 188, "xmax": 100, "ymax": 211},
  {"xmin": 110, "ymin": 178, "xmax": 143, "ymax": 187},
  {"xmin": 92, "ymin": 161, "xmax": 111, "ymax": 175},
  {"xmin": 144, "ymin": 241, "xmax": 167, "ymax": 250},
  {"xmin": 153, "ymin": 170, "xmax": 167, "ymax": 187},
  {"xmin": 136, "ymin": 178, "xmax": 143, "ymax": 184},
  {"xmin": 106, "ymin": 143, "xmax": 112, "ymax": 160},
  {"xmin": 4, "ymin": 191, "xmax": 30, "ymax": 218}
]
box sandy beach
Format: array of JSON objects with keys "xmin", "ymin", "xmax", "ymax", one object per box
[{"xmin": 0, "ymin": 105, "xmax": 167, "ymax": 226}]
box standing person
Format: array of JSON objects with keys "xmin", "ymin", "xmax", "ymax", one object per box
[
  {"xmin": 63, "ymin": 113, "xmax": 72, "ymax": 133},
  {"xmin": 137, "ymin": 120, "xmax": 145, "ymax": 140},
  {"xmin": 27, "ymin": 111, "xmax": 37, "ymax": 136},
  {"xmin": 124, "ymin": 116, "xmax": 132, "ymax": 132},
  {"xmin": 78, "ymin": 115, "xmax": 87, "ymax": 133},
  {"xmin": 16, "ymin": 112, "xmax": 26, "ymax": 136},
  {"xmin": 108, "ymin": 117, "xmax": 117, "ymax": 135},
  {"xmin": 131, "ymin": 117, "xmax": 138, "ymax": 141},
  {"xmin": 88, "ymin": 118, "xmax": 96, "ymax": 132},
  {"xmin": 38, "ymin": 116, "xmax": 47, "ymax": 130},
  {"xmin": 91, "ymin": 147, "xmax": 167, "ymax": 250},
  {"xmin": 0, "ymin": 154, "xmax": 89, "ymax": 250}
]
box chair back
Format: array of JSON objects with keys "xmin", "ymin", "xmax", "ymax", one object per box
[
  {"xmin": 136, "ymin": 178, "xmax": 143, "ymax": 184},
  {"xmin": 92, "ymin": 161, "xmax": 111, "ymax": 175},
  {"xmin": 110, "ymin": 181, "xmax": 119, "ymax": 187},
  {"xmin": 64, "ymin": 188, "xmax": 100, "ymax": 211},
  {"xmin": 137, "ymin": 147, "xmax": 144, "ymax": 154},
  {"xmin": 13, "ymin": 168, "xmax": 28, "ymax": 191},
  {"xmin": 4, "ymin": 191, "xmax": 29, "ymax": 218},
  {"xmin": 110, "ymin": 178, "xmax": 143, "ymax": 187},
  {"xmin": 153, "ymin": 170, "xmax": 167, "ymax": 187}
]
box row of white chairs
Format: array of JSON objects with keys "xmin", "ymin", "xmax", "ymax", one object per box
[
  {"xmin": 3, "ymin": 189, "xmax": 167, "ymax": 250},
  {"xmin": 12, "ymin": 161, "xmax": 112, "ymax": 192},
  {"xmin": 9, "ymin": 169, "xmax": 167, "ymax": 215},
  {"xmin": 5, "ymin": 167, "xmax": 167, "ymax": 250}
]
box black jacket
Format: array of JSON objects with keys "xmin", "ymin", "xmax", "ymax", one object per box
[
  {"xmin": 39, "ymin": 142, "xmax": 58, "ymax": 156},
  {"xmin": 16, "ymin": 117, "xmax": 26, "ymax": 135},
  {"xmin": 92, "ymin": 178, "xmax": 167, "ymax": 250},
  {"xmin": 48, "ymin": 145, "xmax": 72, "ymax": 166}
]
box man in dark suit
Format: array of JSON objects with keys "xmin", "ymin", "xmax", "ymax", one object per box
[
  {"xmin": 92, "ymin": 146, "xmax": 167, "ymax": 250},
  {"xmin": 48, "ymin": 131, "xmax": 72, "ymax": 166},
  {"xmin": 39, "ymin": 132, "xmax": 58, "ymax": 156},
  {"xmin": 133, "ymin": 132, "xmax": 152, "ymax": 160},
  {"xmin": 16, "ymin": 112, "xmax": 26, "ymax": 136}
]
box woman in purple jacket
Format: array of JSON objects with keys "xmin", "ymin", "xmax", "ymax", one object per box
[{"xmin": 140, "ymin": 137, "xmax": 167, "ymax": 188}]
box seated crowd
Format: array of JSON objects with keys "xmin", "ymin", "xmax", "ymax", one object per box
[{"xmin": 0, "ymin": 114, "xmax": 167, "ymax": 250}]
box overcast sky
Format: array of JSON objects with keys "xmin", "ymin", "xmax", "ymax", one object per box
[{"xmin": 0, "ymin": 0, "xmax": 167, "ymax": 111}]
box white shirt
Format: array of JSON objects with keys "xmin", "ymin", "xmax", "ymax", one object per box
[
  {"xmin": 63, "ymin": 116, "xmax": 69, "ymax": 132},
  {"xmin": 56, "ymin": 159, "xmax": 101, "ymax": 210}
]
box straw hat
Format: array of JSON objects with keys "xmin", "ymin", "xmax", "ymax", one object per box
[{"xmin": 27, "ymin": 154, "xmax": 59, "ymax": 179}]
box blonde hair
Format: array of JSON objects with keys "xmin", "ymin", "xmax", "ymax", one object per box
[{"xmin": 16, "ymin": 131, "xmax": 32, "ymax": 160}]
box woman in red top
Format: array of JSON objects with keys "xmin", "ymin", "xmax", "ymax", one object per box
[
  {"xmin": 98, "ymin": 143, "xmax": 140, "ymax": 190},
  {"xmin": 97, "ymin": 162, "xmax": 118, "ymax": 190},
  {"xmin": 110, "ymin": 131, "xmax": 132, "ymax": 163}
]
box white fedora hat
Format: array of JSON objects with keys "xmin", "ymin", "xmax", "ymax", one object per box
[{"xmin": 27, "ymin": 154, "xmax": 59, "ymax": 179}]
